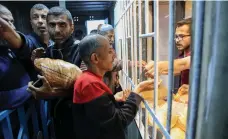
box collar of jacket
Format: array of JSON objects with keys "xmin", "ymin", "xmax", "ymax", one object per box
[
  {"xmin": 52, "ymin": 35, "xmax": 75, "ymax": 50},
  {"xmin": 29, "ymin": 32, "xmax": 54, "ymax": 47}
]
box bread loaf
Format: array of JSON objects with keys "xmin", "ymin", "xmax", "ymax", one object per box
[{"xmin": 34, "ymin": 58, "xmax": 82, "ymax": 89}]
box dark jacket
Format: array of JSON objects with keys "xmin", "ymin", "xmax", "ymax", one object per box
[
  {"xmin": 14, "ymin": 32, "xmax": 53, "ymax": 81},
  {"xmin": 73, "ymin": 71, "xmax": 142, "ymax": 139},
  {"xmin": 45, "ymin": 36, "xmax": 81, "ymax": 139},
  {"xmin": 45, "ymin": 36, "xmax": 81, "ymax": 66},
  {"xmin": 0, "ymin": 46, "xmax": 31, "ymax": 110}
]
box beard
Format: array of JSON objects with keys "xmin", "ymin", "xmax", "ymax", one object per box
[{"xmin": 176, "ymin": 44, "xmax": 190, "ymax": 51}]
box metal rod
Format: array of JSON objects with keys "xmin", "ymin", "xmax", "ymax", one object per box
[
  {"xmin": 195, "ymin": 1, "xmax": 228, "ymax": 139},
  {"xmin": 124, "ymin": 9, "xmax": 129, "ymax": 89},
  {"xmin": 115, "ymin": 0, "xmax": 134, "ymax": 27},
  {"xmin": 59, "ymin": 0, "xmax": 66, "ymax": 8},
  {"xmin": 186, "ymin": 1, "xmax": 205, "ymax": 139},
  {"xmin": 130, "ymin": 5, "xmax": 134, "ymax": 83},
  {"xmin": 123, "ymin": 13, "xmax": 127, "ymax": 89},
  {"xmin": 153, "ymin": 0, "xmax": 159, "ymax": 138},
  {"xmin": 143, "ymin": 100, "xmax": 171, "ymax": 139},
  {"xmin": 133, "ymin": 0, "xmax": 138, "ymax": 85},
  {"xmin": 138, "ymin": 0, "xmax": 143, "ymax": 83},
  {"xmin": 139, "ymin": 32, "xmax": 155, "ymax": 38},
  {"xmin": 126, "ymin": 12, "xmax": 130, "ymax": 89},
  {"xmin": 144, "ymin": 110, "xmax": 148, "ymax": 139},
  {"xmin": 166, "ymin": 0, "xmax": 175, "ymax": 134}
]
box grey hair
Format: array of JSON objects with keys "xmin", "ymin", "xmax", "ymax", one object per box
[
  {"xmin": 90, "ymin": 29, "xmax": 97, "ymax": 35},
  {"xmin": 97, "ymin": 24, "xmax": 114, "ymax": 36},
  {"xmin": 30, "ymin": 4, "xmax": 49, "ymax": 18},
  {"xmin": 79, "ymin": 34, "xmax": 107, "ymax": 66},
  {"xmin": 47, "ymin": 6, "xmax": 73, "ymax": 23},
  {"xmin": 0, "ymin": 4, "xmax": 11, "ymax": 15}
]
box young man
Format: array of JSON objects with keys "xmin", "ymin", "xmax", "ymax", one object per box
[
  {"xmin": 145, "ymin": 18, "xmax": 192, "ymax": 85},
  {"xmin": 73, "ymin": 34, "xmax": 154, "ymax": 139},
  {"xmin": 0, "ymin": 4, "xmax": 31, "ymax": 110}
]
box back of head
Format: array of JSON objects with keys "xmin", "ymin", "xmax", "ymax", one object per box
[
  {"xmin": 90, "ymin": 29, "xmax": 97, "ymax": 35},
  {"xmin": 30, "ymin": 3, "xmax": 49, "ymax": 16},
  {"xmin": 79, "ymin": 34, "xmax": 106, "ymax": 66},
  {"xmin": 47, "ymin": 6, "xmax": 73, "ymax": 23},
  {"xmin": 97, "ymin": 24, "xmax": 114, "ymax": 36}
]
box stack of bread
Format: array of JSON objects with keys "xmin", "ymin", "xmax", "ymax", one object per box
[{"xmin": 140, "ymin": 83, "xmax": 189, "ymax": 139}]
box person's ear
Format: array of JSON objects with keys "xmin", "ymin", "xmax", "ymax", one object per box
[
  {"xmin": 90, "ymin": 53, "xmax": 99, "ymax": 64},
  {"xmin": 70, "ymin": 22, "xmax": 74, "ymax": 34}
]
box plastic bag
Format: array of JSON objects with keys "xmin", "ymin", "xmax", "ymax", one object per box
[{"xmin": 34, "ymin": 58, "xmax": 82, "ymax": 89}]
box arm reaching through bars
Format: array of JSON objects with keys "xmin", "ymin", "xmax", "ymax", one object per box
[{"xmin": 144, "ymin": 56, "xmax": 191, "ymax": 78}]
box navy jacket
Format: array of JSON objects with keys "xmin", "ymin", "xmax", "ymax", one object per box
[
  {"xmin": 14, "ymin": 32, "xmax": 53, "ymax": 81},
  {"xmin": 0, "ymin": 46, "xmax": 31, "ymax": 110}
]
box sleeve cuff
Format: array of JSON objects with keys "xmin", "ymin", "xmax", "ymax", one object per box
[{"xmin": 127, "ymin": 92, "xmax": 143, "ymax": 106}]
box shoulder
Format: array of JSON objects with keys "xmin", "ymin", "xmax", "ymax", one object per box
[
  {"xmin": 73, "ymin": 72, "xmax": 106, "ymax": 103},
  {"xmin": 74, "ymin": 72, "xmax": 101, "ymax": 90}
]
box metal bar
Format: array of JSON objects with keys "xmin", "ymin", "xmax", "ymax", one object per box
[
  {"xmin": 0, "ymin": 110, "xmax": 14, "ymax": 121},
  {"xmin": 186, "ymin": 1, "xmax": 205, "ymax": 139},
  {"xmin": 143, "ymin": 100, "xmax": 171, "ymax": 139},
  {"xmin": 138, "ymin": 0, "xmax": 143, "ymax": 83},
  {"xmin": 130, "ymin": 5, "xmax": 135, "ymax": 84},
  {"xmin": 124, "ymin": 9, "xmax": 129, "ymax": 88},
  {"xmin": 123, "ymin": 11, "xmax": 128, "ymax": 89},
  {"xmin": 17, "ymin": 127, "xmax": 23, "ymax": 139},
  {"xmin": 40, "ymin": 100, "xmax": 49, "ymax": 139},
  {"xmin": 133, "ymin": 0, "xmax": 138, "ymax": 87},
  {"xmin": 115, "ymin": 0, "xmax": 134, "ymax": 27},
  {"xmin": 166, "ymin": 0, "xmax": 176, "ymax": 134},
  {"xmin": 133, "ymin": 1, "xmax": 142, "ymax": 131},
  {"xmin": 59, "ymin": 0, "xmax": 66, "ymax": 8},
  {"xmin": 1, "ymin": 116, "xmax": 14, "ymax": 139},
  {"xmin": 139, "ymin": 32, "xmax": 155, "ymax": 38},
  {"xmin": 127, "ymin": 10, "xmax": 130, "ymax": 38},
  {"xmin": 144, "ymin": 110, "xmax": 148, "ymax": 139},
  {"xmin": 17, "ymin": 107, "xmax": 29, "ymax": 139},
  {"xmin": 122, "ymin": 70, "xmax": 135, "ymax": 88},
  {"xmin": 194, "ymin": 1, "xmax": 228, "ymax": 139},
  {"xmin": 153, "ymin": 0, "xmax": 159, "ymax": 138},
  {"xmin": 145, "ymin": 0, "xmax": 149, "ymax": 33}
]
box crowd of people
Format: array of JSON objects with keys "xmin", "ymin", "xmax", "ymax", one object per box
[{"xmin": 0, "ymin": 3, "xmax": 192, "ymax": 139}]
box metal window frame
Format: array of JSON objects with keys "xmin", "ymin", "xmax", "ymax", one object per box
[{"xmin": 114, "ymin": 0, "xmax": 184, "ymax": 139}]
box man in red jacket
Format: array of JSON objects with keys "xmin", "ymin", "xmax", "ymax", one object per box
[{"xmin": 73, "ymin": 34, "xmax": 154, "ymax": 139}]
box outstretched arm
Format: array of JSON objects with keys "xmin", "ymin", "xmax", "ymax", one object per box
[{"xmin": 144, "ymin": 56, "xmax": 191, "ymax": 77}]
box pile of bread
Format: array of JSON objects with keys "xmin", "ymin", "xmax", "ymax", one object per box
[{"xmin": 140, "ymin": 83, "xmax": 189, "ymax": 139}]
